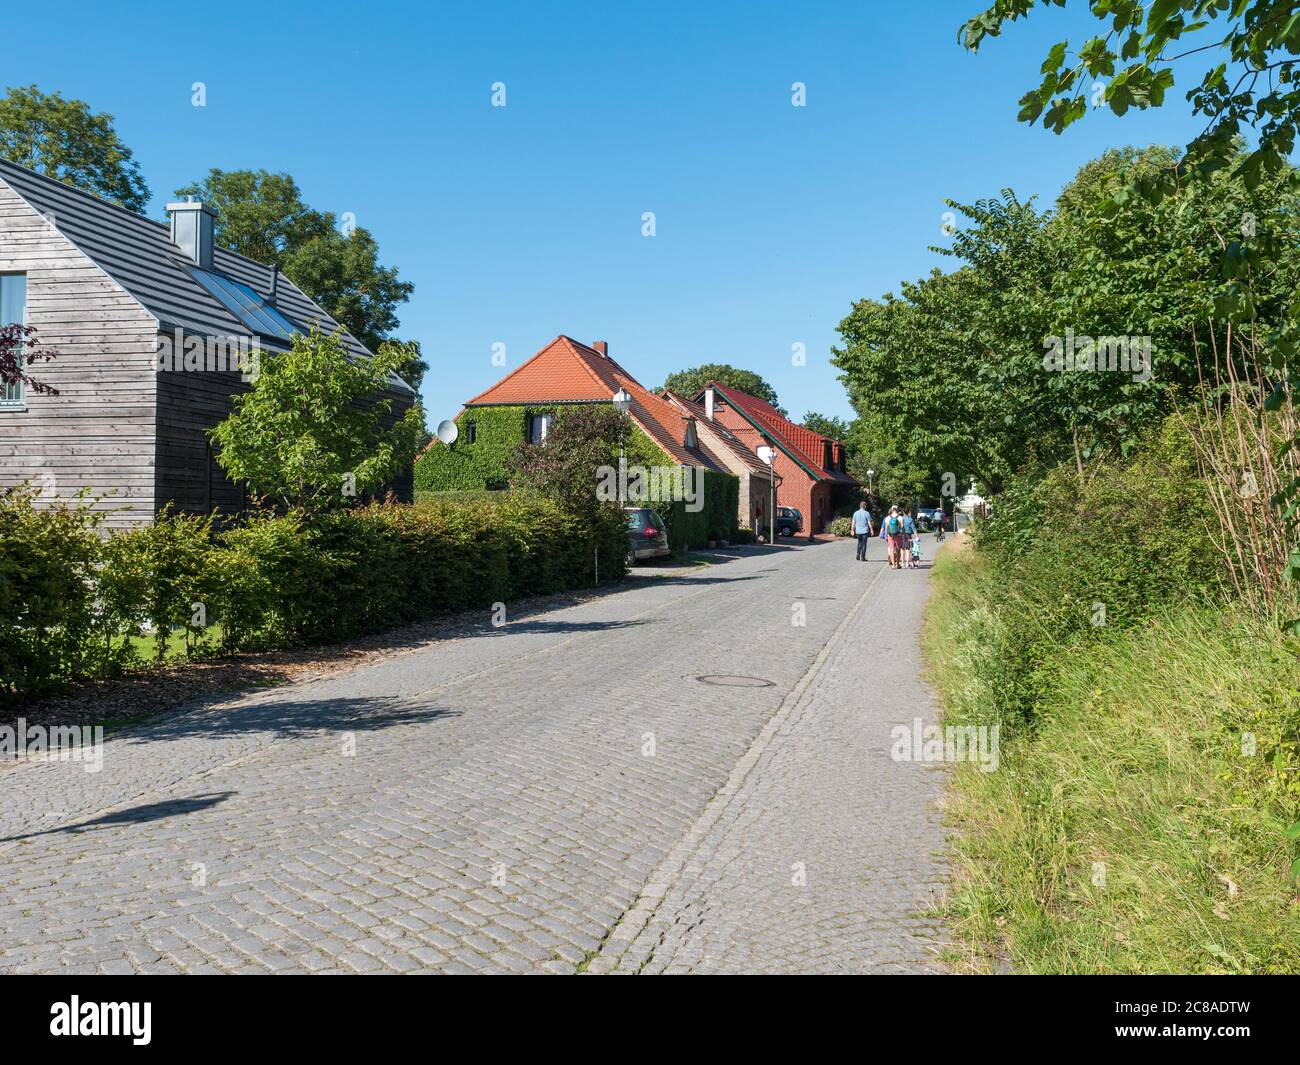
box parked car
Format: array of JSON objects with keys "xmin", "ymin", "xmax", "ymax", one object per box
[
  {"xmin": 776, "ymin": 506, "xmax": 803, "ymax": 537},
  {"xmin": 625, "ymin": 507, "xmax": 671, "ymax": 565}
]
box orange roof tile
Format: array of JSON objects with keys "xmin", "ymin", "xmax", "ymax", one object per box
[
  {"xmin": 702, "ymin": 381, "xmax": 858, "ymax": 485},
  {"xmin": 461, "ymin": 336, "xmax": 726, "ymax": 472}
]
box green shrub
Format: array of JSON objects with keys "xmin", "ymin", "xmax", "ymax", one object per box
[
  {"xmin": 828, "ymin": 516, "xmax": 854, "ymax": 537},
  {"xmin": 1, "ymin": 491, "xmax": 628, "ymax": 703},
  {"xmin": 656, "ymin": 469, "xmax": 739, "ymax": 552},
  {"xmin": 206, "ymin": 494, "xmax": 628, "ymax": 649},
  {"xmin": 99, "ymin": 507, "xmax": 217, "ymax": 662},
  {"xmin": 0, "ymin": 486, "xmax": 102, "ymax": 702}
]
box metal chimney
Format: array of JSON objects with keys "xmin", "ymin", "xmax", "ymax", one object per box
[{"xmin": 166, "ymin": 198, "xmax": 216, "ymax": 270}]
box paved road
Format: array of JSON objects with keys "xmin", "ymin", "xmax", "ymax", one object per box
[{"xmin": 0, "ymin": 535, "xmax": 950, "ymax": 974}]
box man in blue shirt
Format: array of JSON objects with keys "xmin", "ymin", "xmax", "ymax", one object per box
[{"xmin": 852, "ymin": 500, "xmax": 875, "ymax": 561}]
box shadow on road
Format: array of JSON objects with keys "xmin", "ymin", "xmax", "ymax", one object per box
[
  {"xmin": 485, "ymin": 617, "xmax": 653, "ymax": 636},
  {"xmin": 122, "ymin": 697, "xmax": 462, "ymax": 745},
  {"xmin": 1, "ymin": 791, "xmax": 236, "ymax": 842}
]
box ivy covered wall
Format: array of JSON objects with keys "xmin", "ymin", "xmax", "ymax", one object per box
[
  {"xmin": 414, "ymin": 403, "xmax": 740, "ymax": 549},
  {"xmin": 415, "ymin": 404, "xmax": 668, "ymax": 493}
]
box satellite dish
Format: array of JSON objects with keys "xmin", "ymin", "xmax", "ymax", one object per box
[{"xmin": 436, "ymin": 419, "xmax": 459, "ymax": 445}]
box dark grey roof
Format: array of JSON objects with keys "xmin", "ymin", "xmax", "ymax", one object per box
[{"xmin": 0, "ymin": 156, "xmax": 414, "ymax": 395}]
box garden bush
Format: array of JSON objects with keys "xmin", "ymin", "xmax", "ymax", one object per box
[
  {"xmin": 828, "ymin": 516, "xmax": 854, "ymax": 537},
  {"xmin": 0, "ymin": 489, "xmax": 627, "ymax": 704},
  {"xmin": 0, "ymin": 486, "xmax": 101, "ymax": 700}
]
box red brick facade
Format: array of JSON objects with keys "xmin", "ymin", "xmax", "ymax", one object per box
[{"xmin": 695, "ymin": 382, "xmax": 858, "ymax": 535}]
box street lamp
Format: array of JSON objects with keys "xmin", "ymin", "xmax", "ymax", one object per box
[
  {"xmin": 611, "ymin": 387, "xmax": 632, "ymax": 413},
  {"xmin": 757, "ymin": 444, "xmax": 776, "ymax": 545},
  {"xmin": 866, "ymin": 468, "xmax": 875, "ymax": 494}
]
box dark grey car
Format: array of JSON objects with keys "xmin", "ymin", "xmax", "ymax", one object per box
[{"xmin": 625, "ymin": 507, "xmax": 671, "ymax": 565}]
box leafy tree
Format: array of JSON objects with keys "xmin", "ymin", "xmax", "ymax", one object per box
[
  {"xmin": 378, "ymin": 338, "xmax": 429, "ymax": 395},
  {"xmin": 0, "ymin": 85, "xmax": 149, "ymax": 211},
  {"xmin": 959, "ymin": 0, "xmax": 1300, "ymax": 614},
  {"xmin": 281, "ymin": 227, "xmax": 411, "ymax": 352},
  {"xmin": 662, "ymin": 364, "xmax": 785, "ymax": 413},
  {"xmin": 210, "ymin": 328, "xmax": 424, "ymax": 514},
  {"xmin": 173, "ymin": 169, "xmax": 330, "ymax": 262},
  {"xmin": 504, "ymin": 405, "xmax": 633, "ymax": 518},
  {"xmin": 959, "ymin": 0, "xmax": 1300, "ymax": 192},
  {"xmin": 835, "ymin": 145, "xmax": 1300, "ymax": 490},
  {"xmin": 0, "ymin": 323, "xmax": 58, "ymax": 396},
  {"xmin": 175, "ymin": 168, "xmax": 414, "ymax": 353},
  {"xmin": 844, "ymin": 411, "xmax": 936, "ymax": 505},
  {"xmin": 800, "ymin": 411, "xmax": 851, "ymax": 440}
]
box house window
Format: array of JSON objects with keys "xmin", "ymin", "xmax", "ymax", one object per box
[
  {"xmin": 684, "ymin": 419, "xmax": 698, "ymax": 449},
  {"xmin": 0, "ymin": 274, "xmax": 28, "ymax": 409},
  {"xmin": 823, "ymin": 440, "xmax": 833, "ymax": 471},
  {"xmin": 464, "ymin": 420, "xmax": 477, "ymax": 444},
  {"xmin": 528, "ymin": 412, "xmax": 552, "ymax": 444}
]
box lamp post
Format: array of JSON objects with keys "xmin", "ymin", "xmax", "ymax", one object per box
[
  {"xmin": 866, "ymin": 468, "xmax": 875, "ymax": 495},
  {"xmin": 611, "ymin": 386, "xmax": 632, "ymax": 484},
  {"xmin": 609, "ymin": 387, "xmax": 634, "ymax": 578},
  {"xmin": 757, "ymin": 444, "xmax": 776, "ymax": 545}
]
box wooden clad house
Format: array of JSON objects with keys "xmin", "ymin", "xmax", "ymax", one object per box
[{"xmin": 0, "ymin": 156, "xmax": 415, "ymax": 529}]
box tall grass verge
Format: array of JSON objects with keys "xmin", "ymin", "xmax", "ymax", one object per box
[{"xmin": 924, "ymin": 544, "xmax": 1300, "ymax": 973}]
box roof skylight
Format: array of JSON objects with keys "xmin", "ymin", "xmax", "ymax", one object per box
[{"xmin": 189, "ymin": 267, "xmax": 298, "ymax": 341}]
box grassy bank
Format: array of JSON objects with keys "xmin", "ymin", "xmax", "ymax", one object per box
[{"xmin": 924, "ymin": 542, "xmax": 1300, "ymax": 973}]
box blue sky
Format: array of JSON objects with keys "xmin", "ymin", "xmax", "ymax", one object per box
[{"xmin": 7, "ymin": 0, "xmax": 1206, "ymax": 422}]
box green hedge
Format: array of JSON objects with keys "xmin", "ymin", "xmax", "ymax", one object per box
[
  {"xmin": 655, "ymin": 468, "xmax": 739, "ymax": 551},
  {"xmin": 0, "ymin": 488, "xmax": 627, "ymax": 704}
]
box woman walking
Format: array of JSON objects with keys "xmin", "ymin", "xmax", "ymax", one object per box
[{"xmin": 884, "ymin": 506, "xmax": 906, "ymax": 569}]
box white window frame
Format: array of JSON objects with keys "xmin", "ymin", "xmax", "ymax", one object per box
[
  {"xmin": 0, "ymin": 274, "xmax": 28, "ymax": 411},
  {"xmin": 528, "ymin": 412, "xmax": 552, "ymax": 444}
]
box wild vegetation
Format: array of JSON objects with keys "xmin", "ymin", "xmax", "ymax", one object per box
[{"xmin": 868, "ymin": 1, "xmax": 1300, "ymax": 972}]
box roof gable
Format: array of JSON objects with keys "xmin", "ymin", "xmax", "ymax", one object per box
[
  {"xmin": 700, "ymin": 381, "xmax": 858, "ymax": 485},
  {"xmin": 661, "ymin": 390, "xmax": 770, "ymax": 474},
  {"xmin": 0, "ymin": 157, "xmax": 412, "ymax": 395},
  {"xmin": 463, "ymin": 336, "xmax": 726, "ymax": 472}
]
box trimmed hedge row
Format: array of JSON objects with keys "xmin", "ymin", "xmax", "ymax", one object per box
[
  {"xmin": 655, "ymin": 468, "xmax": 739, "ymax": 551},
  {"xmin": 0, "ymin": 487, "xmax": 627, "ymax": 704}
]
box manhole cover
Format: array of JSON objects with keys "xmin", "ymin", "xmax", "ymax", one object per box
[{"xmin": 694, "ymin": 674, "xmax": 775, "ymax": 688}]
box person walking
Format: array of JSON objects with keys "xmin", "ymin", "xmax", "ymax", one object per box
[
  {"xmin": 851, "ymin": 499, "xmax": 874, "ymax": 561},
  {"xmin": 884, "ymin": 506, "xmax": 906, "ymax": 569},
  {"xmin": 902, "ymin": 510, "xmax": 918, "ymax": 569}
]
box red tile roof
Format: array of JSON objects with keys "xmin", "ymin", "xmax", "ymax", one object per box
[
  {"xmin": 660, "ymin": 390, "xmax": 771, "ymax": 474},
  {"xmin": 463, "ymin": 336, "xmax": 619, "ymax": 405},
  {"xmin": 700, "ymin": 381, "xmax": 859, "ymax": 485},
  {"xmin": 460, "ymin": 336, "xmax": 726, "ymax": 472}
]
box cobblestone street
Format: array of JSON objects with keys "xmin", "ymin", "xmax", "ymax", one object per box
[{"xmin": 0, "ymin": 537, "xmax": 950, "ymax": 974}]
